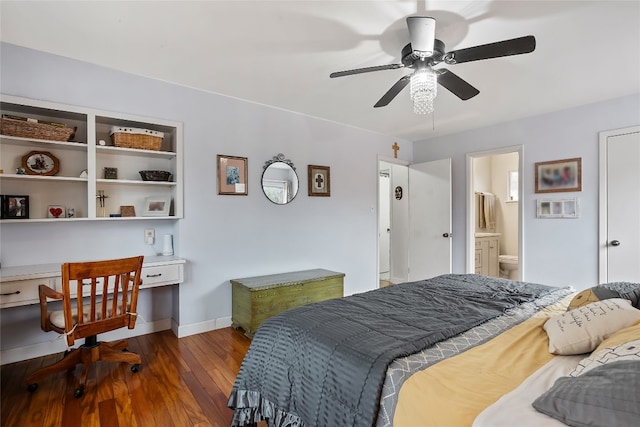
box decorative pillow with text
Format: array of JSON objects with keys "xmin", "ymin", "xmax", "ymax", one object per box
[{"xmin": 543, "ymin": 298, "xmax": 640, "ymax": 355}]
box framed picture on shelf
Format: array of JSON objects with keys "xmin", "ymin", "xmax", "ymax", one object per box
[
  {"xmin": 103, "ymin": 167, "xmax": 118, "ymax": 179},
  {"xmin": 2, "ymin": 195, "xmax": 29, "ymax": 219},
  {"xmin": 21, "ymin": 151, "xmax": 59, "ymax": 176},
  {"xmin": 308, "ymin": 165, "xmax": 331, "ymax": 197},
  {"xmin": 217, "ymin": 155, "xmax": 248, "ymax": 195},
  {"xmin": 120, "ymin": 205, "xmax": 136, "ymax": 217},
  {"xmin": 47, "ymin": 205, "xmax": 66, "ymax": 218},
  {"xmin": 142, "ymin": 196, "xmax": 171, "ymax": 217},
  {"xmin": 535, "ymin": 158, "xmax": 582, "ymax": 193}
]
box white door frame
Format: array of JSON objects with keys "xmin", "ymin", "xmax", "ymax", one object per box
[
  {"xmin": 598, "ymin": 126, "xmax": 640, "ymax": 282},
  {"xmin": 377, "ymin": 155, "xmax": 409, "ymax": 286},
  {"xmin": 465, "ymin": 145, "xmax": 524, "ymax": 278}
]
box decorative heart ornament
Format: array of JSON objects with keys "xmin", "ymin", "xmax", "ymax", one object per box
[{"xmin": 49, "ymin": 207, "xmax": 63, "ymax": 218}]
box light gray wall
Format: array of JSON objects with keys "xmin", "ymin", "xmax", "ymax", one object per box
[
  {"xmin": 413, "ymin": 94, "xmax": 640, "ymax": 289},
  {"xmin": 0, "ymin": 43, "xmax": 413, "ymax": 351}
]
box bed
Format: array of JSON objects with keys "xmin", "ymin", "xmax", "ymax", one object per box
[{"xmin": 227, "ymin": 274, "xmax": 640, "ymax": 427}]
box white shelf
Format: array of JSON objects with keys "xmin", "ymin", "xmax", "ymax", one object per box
[
  {"xmin": 0, "ymin": 174, "xmax": 87, "ymax": 182},
  {"xmin": 96, "ymin": 145, "xmax": 176, "ymax": 159},
  {"xmin": 0, "ymin": 135, "xmax": 88, "ymax": 150}
]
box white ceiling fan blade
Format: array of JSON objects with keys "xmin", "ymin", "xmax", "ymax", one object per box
[{"xmin": 406, "ymin": 16, "xmax": 436, "ymax": 58}]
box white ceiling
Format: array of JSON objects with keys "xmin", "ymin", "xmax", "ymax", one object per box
[{"xmin": 1, "ymin": 1, "xmax": 639, "ymax": 142}]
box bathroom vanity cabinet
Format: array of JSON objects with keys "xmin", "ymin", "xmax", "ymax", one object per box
[{"xmin": 475, "ymin": 234, "xmax": 500, "ymax": 277}]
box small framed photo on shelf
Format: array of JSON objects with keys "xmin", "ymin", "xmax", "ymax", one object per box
[
  {"xmin": 536, "ymin": 198, "xmax": 580, "ymax": 219},
  {"xmin": 308, "ymin": 165, "xmax": 331, "ymax": 197},
  {"xmin": 47, "ymin": 205, "xmax": 66, "ymax": 218},
  {"xmin": 103, "ymin": 167, "xmax": 118, "ymax": 179},
  {"xmin": 2, "ymin": 195, "xmax": 29, "ymax": 219},
  {"xmin": 217, "ymin": 154, "xmax": 248, "ymax": 195},
  {"xmin": 142, "ymin": 196, "xmax": 171, "ymax": 217},
  {"xmin": 535, "ymin": 158, "xmax": 582, "ymax": 193},
  {"xmin": 120, "ymin": 205, "xmax": 136, "ymax": 217}
]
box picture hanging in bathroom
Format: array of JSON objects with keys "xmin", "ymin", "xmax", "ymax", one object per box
[
  {"xmin": 534, "ymin": 157, "xmax": 581, "ymax": 193},
  {"xmin": 536, "ymin": 197, "xmax": 579, "ymax": 218}
]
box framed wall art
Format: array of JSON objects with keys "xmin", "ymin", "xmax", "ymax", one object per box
[
  {"xmin": 217, "ymin": 155, "xmax": 248, "ymax": 195},
  {"xmin": 142, "ymin": 196, "xmax": 171, "ymax": 217},
  {"xmin": 535, "ymin": 157, "xmax": 582, "ymax": 193},
  {"xmin": 2, "ymin": 195, "xmax": 29, "ymax": 219},
  {"xmin": 536, "ymin": 197, "xmax": 580, "ymax": 219},
  {"xmin": 308, "ymin": 165, "xmax": 330, "ymax": 197}
]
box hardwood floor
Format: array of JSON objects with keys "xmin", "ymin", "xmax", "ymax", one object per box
[{"xmin": 1, "ymin": 327, "xmax": 253, "ymax": 427}]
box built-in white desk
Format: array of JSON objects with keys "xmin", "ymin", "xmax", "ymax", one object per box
[{"xmin": 0, "ymin": 256, "xmax": 186, "ymax": 309}]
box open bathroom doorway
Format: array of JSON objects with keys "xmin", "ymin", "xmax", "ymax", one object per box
[{"xmin": 466, "ymin": 146, "xmax": 523, "ymax": 280}]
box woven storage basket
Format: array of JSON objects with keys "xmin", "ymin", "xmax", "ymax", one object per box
[
  {"xmin": 1, "ymin": 117, "xmax": 75, "ymax": 141},
  {"xmin": 110, "ymin": 126, "xmax": 163, "ymax": 151}
]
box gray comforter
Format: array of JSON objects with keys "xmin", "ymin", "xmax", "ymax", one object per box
[{"xmin": 228, "ymin": 274, "xmax": 559, "ymax": 427}]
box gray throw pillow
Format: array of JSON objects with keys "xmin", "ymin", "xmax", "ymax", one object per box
[
  {"xmin": 532, "ymin": 360, "xmax": 640, "ymax": 427},
  {"xmin": 599, "ymin": 282, "xmax": 640, "ymax": 309}
]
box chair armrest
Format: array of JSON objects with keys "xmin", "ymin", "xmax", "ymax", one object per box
[
  {"xmin": 39, "ymin": 284, "xmax": 63, "ymax": 301},
  {"xmin": 38, "ymin": 284, "xmax": 64, "ymax": 332}
]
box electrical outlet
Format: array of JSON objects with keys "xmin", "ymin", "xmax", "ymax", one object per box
[{"xmin": 144, "ymin": 228, "xmax": 155, "ymax": 245}]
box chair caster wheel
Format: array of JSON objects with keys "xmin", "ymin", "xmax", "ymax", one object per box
[
  {"xmin": 131, "ymin": 364, "xmax": 140, "ymax": 373},
  {"xmin": 27, "ymin": 383, "xmax": 38, "ymax": 393},
  {"xmin": 74, "ymin": 386, "xmax": 84, "ymax": 398}
]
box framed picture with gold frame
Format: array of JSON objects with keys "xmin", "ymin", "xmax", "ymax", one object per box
[
  {"xmin": 217, "ymin": 155, "xmax": 248, "ymax": 195},
  {"xmin": 308, "ymin": 165, "xmax": 330, "ymax": 197}
]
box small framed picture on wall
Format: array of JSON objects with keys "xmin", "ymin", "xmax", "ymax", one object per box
[
  {"xmin": 308, "ymin": 165, "xmax": 331, "ymax": 197},
  {"xmin": 217, "ymin": 155, "xmax": 248, "ymax": 195}
]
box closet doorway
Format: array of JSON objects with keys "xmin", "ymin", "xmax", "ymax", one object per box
[
  {"xmin": 378, "ymin": 157, "xmax": 452, "ymax": 287},
  {"xmin": 466, "ymin": 147, "xmax": 523, "ymax": 280}
]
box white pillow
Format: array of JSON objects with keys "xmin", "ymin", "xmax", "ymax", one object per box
[{"xmin": 543, "ymin": 298, "xmax": 640, "ymax": 355}]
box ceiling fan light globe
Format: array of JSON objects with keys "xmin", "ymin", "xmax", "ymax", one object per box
[{"xmin": 410, "ymin": 68, "xmax": 437, "ymax": 114}]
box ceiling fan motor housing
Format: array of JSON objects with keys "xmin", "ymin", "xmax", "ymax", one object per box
[
  {"xmin": 402, "ymin": 39, "xmax": 445, "ymax": 68},
  {"xmin": 406, "ymin": 16, "xmax": 436, "ymax": 58}
]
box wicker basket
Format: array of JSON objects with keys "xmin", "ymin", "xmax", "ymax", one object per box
[
  {"xmin": 110, "ymin": 126, "xmax": 163, "ymax": 151},
  {"xmin": 1, "ymin": 117, "xmax": 76, "ymax": 141}
]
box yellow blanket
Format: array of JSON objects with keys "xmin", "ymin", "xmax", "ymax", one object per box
[{"xmin": 394, "ymin": 297, "xmax": 570, "ymax": 426}]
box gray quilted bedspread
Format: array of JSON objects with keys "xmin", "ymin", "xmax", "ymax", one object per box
[{"xmin": 228, "ymin": 274, "xmax": 559, "ymax": 427}]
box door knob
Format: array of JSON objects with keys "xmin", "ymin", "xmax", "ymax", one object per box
[
  {"xmin": 610, "ymin": 240, "xmax": 621, "ymax": 246},
  {"xmin": 442, "ymin": 233, "xmax": 452, "ymax": 238}
]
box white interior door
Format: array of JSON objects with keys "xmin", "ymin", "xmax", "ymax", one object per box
[
  {"xmin": 600, "ymin": 127, "xmax": 640, "ymax": 282},
  {"xmin": 408, "ymin": 158, "xmax": 452, "ymax": 280}
]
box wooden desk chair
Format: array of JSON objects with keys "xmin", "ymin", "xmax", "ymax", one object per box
[{"xmin": 26, "ymin": 255, "xmax": 144, "ymax": 398}]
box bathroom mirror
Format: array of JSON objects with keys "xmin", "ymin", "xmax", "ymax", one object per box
[{"xmin": 262, "ymin": 153, "xmax": 299, "ymax": 204}]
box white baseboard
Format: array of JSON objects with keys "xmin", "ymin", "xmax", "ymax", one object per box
[
  {"xmin": 1, "ymin": 318, "xmax": 172, "ymax": 365},
  {"xmin": 175, "ymin": 315, "xmax": 232, "ymax": 338},
  {"xmin": 1, "ymin": 316, "xmax": 234, "ymax": 364}
]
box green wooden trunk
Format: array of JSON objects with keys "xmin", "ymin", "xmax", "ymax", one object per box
[{"xmin": 230, "ymin": 269, "xmax": 345, "ymax": 338}]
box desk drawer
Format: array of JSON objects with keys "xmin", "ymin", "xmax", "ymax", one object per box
[
  {"xmin": 141, "ymin": 264, "xmax": 183, "ymax": 287},
  {"xmin": 0, "ymin": 278, "xmax": 49, "ymax": 307}
]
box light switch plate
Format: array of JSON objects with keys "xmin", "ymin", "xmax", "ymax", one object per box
[{"xmin": 144, "ymin": 228, "xmax": 155, "ymax": 245}]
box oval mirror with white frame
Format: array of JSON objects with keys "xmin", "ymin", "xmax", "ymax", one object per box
[{"xmin": 262, "ymin": 153, "xmax": 299, "ymax": 204}]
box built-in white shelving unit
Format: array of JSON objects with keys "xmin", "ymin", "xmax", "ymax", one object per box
[{"xmin": 0, "ymin": 94, "xmax": 183, "ymax": 223}]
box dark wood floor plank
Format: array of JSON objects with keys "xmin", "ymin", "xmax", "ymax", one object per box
[{"xmin": 1, "ymin": 327, "xmax": 250, "ymax": 427}]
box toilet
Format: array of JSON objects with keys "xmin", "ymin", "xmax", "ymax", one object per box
[{"xmin": 498, "ymin": 255, "xmax": 519, "ymax": 280}]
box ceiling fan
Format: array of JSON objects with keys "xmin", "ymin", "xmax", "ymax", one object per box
[{"xmin": 329, "ymin": 17, "xmax": 536, "ymax": 114}]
